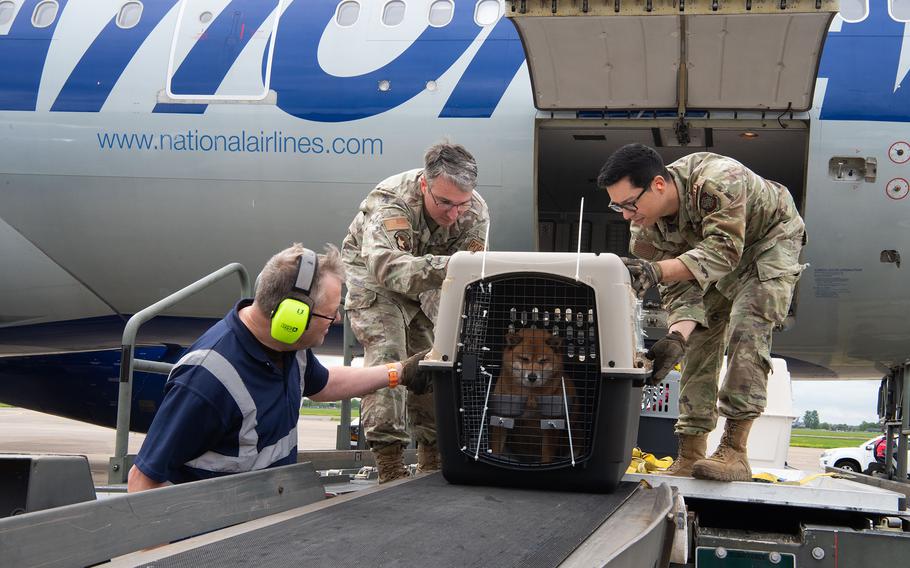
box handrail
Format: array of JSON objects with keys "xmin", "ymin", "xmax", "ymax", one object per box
[{"xmin": 109, "ymin": 263, "xmax": 252, "ymax": 484}]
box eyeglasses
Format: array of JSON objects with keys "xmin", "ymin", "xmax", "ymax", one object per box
[
  {"xmin": 427, "ymin": 183, "xmax": 473, "ymax": 213},
  {"xmin": 310, "ymin": 310, "xmax": 337, "ymax": 324},
  {"xmin": 608, "ymin": 185, "xmax": 650, "ymax": 213}
]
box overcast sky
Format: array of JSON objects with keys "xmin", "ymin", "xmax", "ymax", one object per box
[{"xmin": 791, "ymin": 380, "xmax": 881, "ymax": 426}]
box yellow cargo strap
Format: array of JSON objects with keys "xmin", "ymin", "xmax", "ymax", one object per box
[
  {"xmin": 627, "ymin": 447, "xmax": 674, "ymax": 474},
  {"xmin": 751, "ymin": 471, "xmax": 838, "ymax": 485}
]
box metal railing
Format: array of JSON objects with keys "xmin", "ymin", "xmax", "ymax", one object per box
[
  {"xmin": 109, "ymin": 263, "xmax": 252, "ymax": 484},
  {"xmin": 334, "ymin": 308, "xmax": 362, "ymax": 451}
]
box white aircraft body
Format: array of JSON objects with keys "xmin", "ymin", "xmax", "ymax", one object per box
[{"xmin": 0, "ymin": 0, "xmax": 908, "ymax": 428}]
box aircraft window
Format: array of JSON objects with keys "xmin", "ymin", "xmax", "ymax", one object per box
[
  {"xmin": 474, "ymin": 0, "xmax": 501, "ymax": 26},
  {"xmin": 116, "ymin": 2, "xmax": 143, "ymax": 29},
  {"xmin": 382, "ymin": 0, "xmax": 406, "ymax": 26},
  {"xmin": 336, "ymin": 1, "xmax": 360, "ymax": 26},
  {"xmin": 838, "ymin": 0, "xmax": 868, "ymax": 22},
  {"xmin": 31, "ymin": 0, "xmax": 57, "ymax": 28},
  {"xmin": 890, "ymin": 0, "xmax": 910, "ymax": 21},
  {"xmin": 199, "ymin": 11, "xmax": 213, "ymax": 24},
  {"xmin": 0, "ymin": 1, "xmax": 16, "ymax": 27},
  {"xmin": 428, "ymin": 0, "xmax": 453, "ymax": 27},
  {"xmin": 0, "ymin": 1, "xmax": 15, "ymax": 27}
]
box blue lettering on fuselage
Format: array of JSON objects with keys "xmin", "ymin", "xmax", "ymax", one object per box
[
  {"xmin": 818, "ymin": 4, "xmax": 910, "ymax": 122},
  {"xmin": 51, "ymin": 1, "xmax": 179, "ymax": 112},
  {"xmin": 151, "ymin": 0, "xmax": 276, "ymax": 115},
  {"xmin": 439, "ymin": 16, "xmax": 526, "ymax": 118},
  {"xmin": 0, "ymin": 0, "xmax": 68, "ymax": 111},
  {"xmin": 268, "ymin": 0, "xmax": 483, "ymax": 122},
  {"xmin": 4, "ymin": 0, "xmax": 909, "ymax": 122}
]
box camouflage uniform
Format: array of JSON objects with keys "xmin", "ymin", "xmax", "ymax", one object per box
[
  {"xmin": 630, "ymin": 153, "xmax": 806, "ymax": 435},
  {"xmin": 342, "ymin": 169, "xmax": 489, "ymax": 449}
]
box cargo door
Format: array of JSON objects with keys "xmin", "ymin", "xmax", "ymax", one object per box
[{"xmin": 505, "ymin": 0, "xmax": 837, "ymax": 112}]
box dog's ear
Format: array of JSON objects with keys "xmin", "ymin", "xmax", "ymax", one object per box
[
  {"xmin": 505, "ymin": 332, "xmax": 523, "ymax": 347},
  {"xmin": 545, "ymin": 335, "xmax": 563, "ymax": 349}
]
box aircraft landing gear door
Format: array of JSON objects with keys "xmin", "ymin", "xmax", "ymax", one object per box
[
  {"xmin": 165, "ymin": 0, "xmax": 285, "ymax": 102},
  {"xmin": 504, "ymin": 0, "xmax": 837, "ymax": 114}
]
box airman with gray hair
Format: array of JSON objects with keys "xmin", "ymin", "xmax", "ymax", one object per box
[{"xmin": 342, "ymin": 141, "xmax": 491, "ymax": 482}]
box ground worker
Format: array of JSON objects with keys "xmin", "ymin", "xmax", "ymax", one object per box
[
  {"xmin": 598, "ymin": 144, "xmax": 806, "ymax": 481},
  {"xmin": 342, "ymin": 142, "xmax": 490, "ymax": 482},
  {"xmin": 128, "ymin": 244, "xmax": 428, "ymax": 491}
]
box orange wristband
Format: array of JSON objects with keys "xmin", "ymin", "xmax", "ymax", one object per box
[{"xmin": 386, "ymin": 363, "xmax": 399, "ymax": 389}]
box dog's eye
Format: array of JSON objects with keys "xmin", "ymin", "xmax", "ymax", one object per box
[
  {"xmin": 537, "ymin": 358, "xmax": 548, "ymax": 364},
  {"xmin": 518, "ymin": 356, "xmax": 530, "ymax": 363}
]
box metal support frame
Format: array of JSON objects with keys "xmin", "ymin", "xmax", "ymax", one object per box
[
  {"xmin": 882, "ymin": 362, "xmax": 910, "ymax": 483},
  {"xmin": 109, "ymin": 263, "xmax": 252, "ymax": 484},
  {"xmin": 335, "ymin": 309, "xmax": 362, "ymax": 450}
]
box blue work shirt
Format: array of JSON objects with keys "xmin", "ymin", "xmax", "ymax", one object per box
[{"xmin": 134, "ymin": 299, "xmax": 329, "ymax": 484}]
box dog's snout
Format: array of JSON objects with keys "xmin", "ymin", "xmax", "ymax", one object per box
[{"xmin": 527, "ymin": 373, "xmax": 538, "ymax": 383}]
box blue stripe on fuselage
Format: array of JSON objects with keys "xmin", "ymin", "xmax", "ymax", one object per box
[
  {"xmin": 816, "ymin": 4, "xmax": 909, "ymax": 122},
  {"xmin": 439, "ymin": 16, "xmax": 525, "ymax": 118},
  {"xmin": 0, "ymin": 0, "xmax": 68, "ymax": 111},
  {"xmin": 51, "ymin": 1, "xmax": 179, "ymax": 112},
  {"xmin": 269, "ymin": 0, "xmax": 483, "ymax": 122},
  {"xmin": 152, "ymin": 0, "xmax": 276, "ymax": 113}
]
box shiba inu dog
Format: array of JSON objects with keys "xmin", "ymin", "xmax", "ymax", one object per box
[{"xmin": 489, "ymin": 327, "xmax": 575, "ymax": 463}]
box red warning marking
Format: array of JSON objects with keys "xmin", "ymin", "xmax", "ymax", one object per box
[
  {"xmin": 888, "ymin": 141, "xmax": 910, "ymax": 164},
  {"xmin": 885, "ymin": 178, "xmax": 909, "ymax": 200}
]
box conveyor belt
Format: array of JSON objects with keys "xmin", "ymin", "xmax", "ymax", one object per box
[{"xmin": 143, "ymin": 473, "xmax": 641, "ymax": 568}]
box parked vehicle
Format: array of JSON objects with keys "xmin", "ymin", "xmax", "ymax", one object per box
[
  {"xmin": 819, "ymin": 436, "xmax": 881, "ymax": 473},
  {"xmin": 820, "ymin": 436, "xmax": 909, "ymax": 475}
]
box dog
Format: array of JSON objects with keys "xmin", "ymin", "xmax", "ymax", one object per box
[{"xmin": 489, "ymin": 327, "xmax": 576, "ymax": 463}]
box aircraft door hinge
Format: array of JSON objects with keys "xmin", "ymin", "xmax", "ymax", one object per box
[{"xmin": 674, "ymin": 116, "xmax": 691, "ymax": 146}]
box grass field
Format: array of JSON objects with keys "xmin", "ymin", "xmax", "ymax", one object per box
[
  {"xmin": 790, "ymin": 428, "xmax": 879, "ymax": 449},
  {"xmin": 300, "ymin": 407, "xmax": 359, "ymax": 419}
]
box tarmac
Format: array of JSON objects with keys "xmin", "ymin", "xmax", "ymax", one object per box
[
  {"xmin": 0, "ymin": 407, "xmax": 341, "ymax": 485},
  {"xmin": 0, "ymin": 407, "xmax": 824, "ymax": 485}
]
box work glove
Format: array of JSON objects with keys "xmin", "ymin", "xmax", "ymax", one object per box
[
  {"xmin": 646, "ymin": 331, "xmax": 687, "ymax": 385},
  {"xmin": 621, "ymin": 258, "xmax": 662, "ymax": 300},
  {"xmin": 400, "ymin": 348, "xmax": 432, "ymax": 395}
]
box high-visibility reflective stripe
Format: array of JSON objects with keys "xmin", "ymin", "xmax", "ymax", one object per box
[{"xmin": 170, "ymin": 349, "xmax": 297, "ymax": 472}]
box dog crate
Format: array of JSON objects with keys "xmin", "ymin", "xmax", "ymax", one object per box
[
  {"xmin": 637, "ymin": 371, "xmax": 682, "ymax": 460},
  {"xmin": 420, "ymin": 251, "xmax": 650, "ymax": 492}
]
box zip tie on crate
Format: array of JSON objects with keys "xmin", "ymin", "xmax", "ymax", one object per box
[
  {"xmin": 574, "ymin": 197, "xmax": 585, "ymax": 281},
  {"xmin": 480, "ymin": 222, "xmax": 491, "ymax": 281},
  {"xmin": 475, "ymin": 369, "xmax": 495, "ymax": 460},
  {"xmin": 562, "ymin": 376, "xmax": 576, "ymax": 466}
]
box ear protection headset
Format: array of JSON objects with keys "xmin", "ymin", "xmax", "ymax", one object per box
[{"xmin": 270, "ymin": 249, "xmax": 319, "ymax": 344}]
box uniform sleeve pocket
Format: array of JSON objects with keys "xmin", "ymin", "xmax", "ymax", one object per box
[{"xmin": 756, "ymin": 236, "xmax": 805, "ymax": 281}]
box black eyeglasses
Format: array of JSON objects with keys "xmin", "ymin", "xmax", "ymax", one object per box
[
  {"xmin": 310, "ymin": 311, "xmax": 337, "ymax": 324},
  {"xmin": 608, "ymin": 185, "xmax": 650, "ymax": 213},
  {"xmin": 427, "ymin": 183, "xmax": 473, "ymax": 213}
]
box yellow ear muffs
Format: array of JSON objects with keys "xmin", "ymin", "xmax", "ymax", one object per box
[
  {"xmin": 269, "ymin": 249, "xmax": 319, "ymax": 344},
  {"xmin": 270, "ymin": 298, "xmax": 312, "ymax": 344}
]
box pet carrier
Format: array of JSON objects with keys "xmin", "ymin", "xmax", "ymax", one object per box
[{"xmin": 420, "ymin": 251, "xmax": 650, "ymax": 492}]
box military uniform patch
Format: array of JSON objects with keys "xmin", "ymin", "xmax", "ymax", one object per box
[
  {"xmin": 699, "ymin": 192, "xmax": 720, "ymax": 214},
  {"xmin": 383, "ymin": 217, "xmax": 411, "ymax": 231},
  {"xmin": 467, "ymin": 239, "xmax": 485, "ymax": 252},
  {"xmin": 394, "ymin": 231, "xmax": 412, "ymax": 252}
]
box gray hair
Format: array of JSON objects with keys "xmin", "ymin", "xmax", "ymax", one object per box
[
  {"xmin": 423, "ymin": 141, "xmax": 477, "ymax": 193},
  {"xmin": 255, "ymin": 243, "xmax": 345, "ymax": 317}
]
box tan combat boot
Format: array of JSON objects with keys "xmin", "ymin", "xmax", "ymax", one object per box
[
  {"xmin": 664, "ymin": 433, "xmax": 708, "ymax": 477},
  {"xmin": 692, "ymin": 419, "xmax": 754, "ymax": 482},
  {"xmin": 417, "ymin": 442, "xmax": 441, "ymax": 473},
  {"xmin": 373, "ymin": 443, "xmax": 409, "ymax": 483}
]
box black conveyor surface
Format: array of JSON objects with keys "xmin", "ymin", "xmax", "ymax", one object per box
[{"xmin": 144, "ymin": 473, "xmax": 641, "ymax": 568}]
